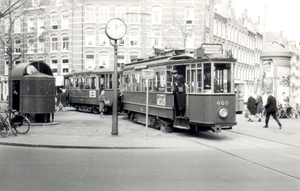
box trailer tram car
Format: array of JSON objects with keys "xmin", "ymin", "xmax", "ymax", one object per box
[
  {"xmin": 121, "ymin": 51, "xmax": 237, "ymax": 133},
  {"xmin": 63, "ymin": 68, "xmax": 121, "ymax": 113}
]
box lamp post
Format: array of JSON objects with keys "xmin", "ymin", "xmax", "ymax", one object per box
[{"xmin": 105, "ymin": 18, "xmax": 127, "ymax": 135}]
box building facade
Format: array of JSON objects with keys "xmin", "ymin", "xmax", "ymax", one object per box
[{"xmin": 1, "ymin": 0, "xmax": 264, "ymax": 102}]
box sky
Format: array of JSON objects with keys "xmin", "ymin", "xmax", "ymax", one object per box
[{"xmin": 231, "ymin": 0, "xmax": 300, "ymax": 42}]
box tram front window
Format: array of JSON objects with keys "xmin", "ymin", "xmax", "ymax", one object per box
[{"xmin": 214, "ymin": 63, "xmax": 232, "ymax": 93}]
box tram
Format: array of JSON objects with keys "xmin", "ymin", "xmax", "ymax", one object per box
[
  {"xmin": 121, "ymin": 49, "xmax": 237, "ymax": 133},
  {"xmin": 63, "ymin": 68, "xmax": 121, "ymax": 113}
]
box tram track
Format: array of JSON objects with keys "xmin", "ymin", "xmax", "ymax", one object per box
[{"xmin": 174, "ymin": 130, "xmax": 300, "ymax": 182}]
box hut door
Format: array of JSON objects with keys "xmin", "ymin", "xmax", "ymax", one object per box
[{"xmin": 12, "ymin": 81, "xmax": 20, "ymax": 111}]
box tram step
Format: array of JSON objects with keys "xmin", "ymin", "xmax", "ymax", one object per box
[{"xmin": 173, "ymin": 119, "xmax": 190, "ymax": 130}]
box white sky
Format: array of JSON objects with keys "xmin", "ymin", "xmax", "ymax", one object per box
[{"xmin": 231, "ymin": 0, "xmax": 300, "ymax": 42}]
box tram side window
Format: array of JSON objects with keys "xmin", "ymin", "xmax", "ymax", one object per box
[
  {"xmin": 77, "ymin": 77, "xmax": 84, "ymax": 89},
  {"xmin": 91, "ymin": 77, "xmax": 96, "ymax": 89},
  {"xmin": 154, "ymin": 71, "xmax": 165, "ymax": 92},
  {"xmin": 166, "ymin": 71, "xmax": 172, "ymax": 92},
  {"xmin": 132, "ymin": 73, "xmax": 140, "ymax": 91},
  {"xmin": 204, "ymin": 64, "xmax": 212, "ymax": 93},
  {"xmin": 122, "ymin": 74, "xmax": 130, "ymax": 91},
  {"xmin": 69, "ymin": 77, "xmax": 74, "ymax": 89},
  {"xmin": 105, "ymin": 74, "xmax": 113, "ymax": 89},
  {"xmin": 85, "ymin": 77, "xmax": 91, "ymax": 89},
  {"xmin": 99, "ymin": 75, "xmax": 104, "ymax": 90}
]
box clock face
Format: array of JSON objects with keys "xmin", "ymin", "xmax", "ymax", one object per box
[{"xmin": 105, "ymin": 18, "xmax": 127, "ymax": 40}]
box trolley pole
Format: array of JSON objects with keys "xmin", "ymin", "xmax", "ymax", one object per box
[{"xmin": 111, "ymin": 40, "xmax": 119, "ymax": 136}]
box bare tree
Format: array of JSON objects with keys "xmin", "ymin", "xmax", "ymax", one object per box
[
  {"xmin": 0, "ymin": 0, "xmax": 45, "ymax": 107},
  {"xmin": 162, "ymin": 5, "xmax": 195, "ymax": 50},
  {"xmin": 0, "ymin": 0, "xmax": 28, "ymax": 19}
]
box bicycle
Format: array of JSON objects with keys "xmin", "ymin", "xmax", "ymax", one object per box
[
  {"xmin": 3, "ymin": 108, "xmax": 30, "ymax": 135},
  {"xmin": 277, "ymin": 104, "xmax": 295, "ymax": 119},
  {"xmin": 0, "ymin": 113, "xmax": 17, "ymax": 137}
]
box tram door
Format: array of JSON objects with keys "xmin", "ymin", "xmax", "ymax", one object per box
[
  {"xmin": 12, "ymin": 80, "xmax": 20, "ymax": 111},
  {"xmin": 173, "ymin": 65, "xmax": 186, "ymax": 118}
]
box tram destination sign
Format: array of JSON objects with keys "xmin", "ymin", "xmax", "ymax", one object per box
[
  {"xmin": 201, "ymin": 43, "xmax": 223, "ymax": 54},
  {"xmin": 142, "ymin": 69, "xmax": 155, "ymax": 79}
]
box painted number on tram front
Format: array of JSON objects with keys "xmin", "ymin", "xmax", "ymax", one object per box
[{"xmin": 216, "ymin": 100, "xmax": 229, "ymax": 105}]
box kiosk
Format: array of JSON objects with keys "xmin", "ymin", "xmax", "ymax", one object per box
[{"xmin": 10, "ymin": 61, "xmax": 55, "ymax": 122}]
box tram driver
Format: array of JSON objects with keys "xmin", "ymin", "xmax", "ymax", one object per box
[{"xmin": 170, "ymin": 70, "xmax": 186, "ymax": 118}]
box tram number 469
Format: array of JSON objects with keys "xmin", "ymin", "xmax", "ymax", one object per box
[{"xmin": 216, "ymin": 100, "xmax": 229, "ymax": 105}]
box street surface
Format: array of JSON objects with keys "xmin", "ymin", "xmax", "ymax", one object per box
[{"xmin": 0, "ymin": 109, "xmax": 299, "ymax": 191}]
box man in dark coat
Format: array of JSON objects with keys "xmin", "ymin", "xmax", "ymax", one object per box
[
  {"xmin": 264, "ymin": 91, "xmax": 282, "ymax": 129},
  {"xmin": 171, "ymin": 70, "xmax": 186, "ymax": 118}
]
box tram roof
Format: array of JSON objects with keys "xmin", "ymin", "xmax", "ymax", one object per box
[
  {"xmin": 63, "ymin": 67, "xmax": 121, "ymax": 77},
  {"xmin": 123, "ymin": 54, "xmax": 236, "ymax": 71}
]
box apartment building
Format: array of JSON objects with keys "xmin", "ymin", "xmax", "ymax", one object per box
[{"xmin": 0, "ymin": 0, "xmax": 263, "ymax": 101}]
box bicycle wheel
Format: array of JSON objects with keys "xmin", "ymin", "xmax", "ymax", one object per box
[
  {"xmin": 0, "ymin": 116, "xmax": 9, "ymax": 137},
  {"xmin": 13, "ymin": 116, "xmax": 30, "ymax": 134},
  {"xmin": 4, "ymin": 116, "xmax": 17, "ymax": 136},
  {"xmin": 286, "ymin": 108, "xmax": 294, "ymax": 119}
]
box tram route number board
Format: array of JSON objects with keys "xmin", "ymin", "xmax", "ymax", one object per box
[{"xmin": 142, "ymin": 69, "xmax": 155, "ymax": 79}]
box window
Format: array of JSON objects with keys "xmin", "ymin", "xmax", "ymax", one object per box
[
  {"xmin": 32, "ymin": 0, "xmax": 39, "ymax": 6},
  {"xmin": 28, "ymin": 38, "xmax": 35, "ymax": 53},
  {"xmin": 99, "ymin": 5, "xmax": 109, "ymax": 23},
  {"xmin": 27, "ymin": 16, "xmax": 35, "ymax": 32},
  {"xmin": 37, "ymin": 15, "xmax": 45, "ymax": 36},
  {"xmin": 61, "ymin": 11, "xmax": 69, "ymax": 29},
  {"xmin": 186, "ymin": 31, "xmax": 194, "ymax": 49},
  {"xmin": 152, "ymin": 6, "xmax": 162, "ymax": 24},
  {"xmin": 185, "ymin": 6, "xmax": 194, "ymax": 24},
  {"xmin": 51, "ymin": 59, "xmax": 58, "ymax": 74},
  {"xmin": 129, "ymin": 52, "xmax": 139, "ymax": 62},
  {"xmin": 117, "ymin": 52, "xmax": 125, "ymax": 68},
  {"xmin": 61, "ymin": 35, "xmax": 69, "ymax": 51},
  {"xmin": 99, "ymin": 28, "xmax": 109, "ymax": 46},
  {"xmin": 115, "ymin": 5, "xmax": 126, "ymax": 20},
  {"xmin": 51, "ymin": 36, "xmax": 58, "ymax": 52},
  {"xmin": 15, "ymin": 39, "xmax": 21, "ymax": 53},
  {"xmin": 85, "ymin": 29, "xmax": 95, "ymax": 46},
  {"xmin": 14, "ymin": 18, "xmax": 21, "ymax": 33},
  {"xmin": 85, "ymin": 5, "xmax": 95, "ymax": 23},
  {"xmin": 38, "ymin": 38, "xmax": 45, "ymax": 53},
  {"xmin": 85, "ymin": 53, "xmax": 95, "ymax": 70},
  {"xmin": 51, "ymin": 13, "xmax": 58, "ymax": 29},
  {"xmin": 99, "ymin": 52, "xmax": 109, "ymax": 68},
  {"xmin": 151, "ymin": 29, "xmax": 161, "ymax": 47},
  {"xmin": 129, "ymin": 5, "xmax": 139, "ymax": 23},
  {"xmin": 62, "ymin": 58, "xmax": 69, "ymax": 73},
  {"xmin": 129, "ymin": 29, "xmax": 139, "ymax": 47},
  {"xmin": 5, "ymin": 60, "xmax": 9, "ymax": 75}
]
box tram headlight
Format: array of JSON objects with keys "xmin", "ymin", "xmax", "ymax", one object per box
[{"xmin": 218, "ymin": 108, "xmax": 228, "ymax": 118}]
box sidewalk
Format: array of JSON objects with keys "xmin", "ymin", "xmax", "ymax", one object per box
[
  {"xmin": 1, "ymin": 106, "xmax": 299, "ymax": 149},
  {"xmin": 0, "ymin": 107, "xmax": 200, "ymax": 149}
]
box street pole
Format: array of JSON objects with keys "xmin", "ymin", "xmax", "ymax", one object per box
[{"xmin": 111, "ymin": 39, "xmax": 118, "ymax": 136}]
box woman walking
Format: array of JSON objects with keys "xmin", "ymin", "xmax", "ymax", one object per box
[
  {"xmin": 247, "ymin": 94, "xmax": 256, "ymax": 122},
  {"xmin": 98, "ymin": 90, "xmax": 106, "ymax": 118}
]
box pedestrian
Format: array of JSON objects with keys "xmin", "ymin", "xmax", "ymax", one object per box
[
  {"xmin": 264, "ymin": 91, "xmax": 282, "ymax": 129},
  {"xmin": 60, "ymin": 89, "xmax": 67, "ymax": 112},
  {"xmin": 247, "ymin": 94, "xmax": 256, "ymax": 122},
  {"xmin": 256, "ymin": 92, "xmax": 263, "ymax": 122},
  {"xmin": 98, "ymin": 90, "xmax": 107, "ymax": 118}
]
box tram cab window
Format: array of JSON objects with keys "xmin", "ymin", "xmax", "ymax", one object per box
[{"xmin": 214, "ymin": 63, "xmax": 232, "ymax": 93}]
